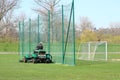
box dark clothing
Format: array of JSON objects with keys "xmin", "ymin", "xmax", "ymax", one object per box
[
  {"xmin": 34, "ymin": 43, "xmax": 43, "ymax": 54},
  {"xmin": 36, "ymin": 44, "xmax": 43, "ymax": 50}
]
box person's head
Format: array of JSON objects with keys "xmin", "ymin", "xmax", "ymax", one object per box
[{"xmin": 39, "ymin": 42, "xmax": 43, "ymax": 45}]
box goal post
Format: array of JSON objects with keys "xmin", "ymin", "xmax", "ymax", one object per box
[{"xmin": 78, "ymin": 41, "xmax": 108, "ymax": 61}]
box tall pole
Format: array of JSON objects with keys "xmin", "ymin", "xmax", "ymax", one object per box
[
  {"xmin": 29, "ymin": 18, "xmax": 31, "ymax": 54},
  {"xmin": 64, "ymin": 0, "xmax": 73, "ymax": 59},
  {"xmin": 18, "ymin": 21, "xmax": 21, "ymax": 60},
  {"xmin": 72, "ymin": 0, "xmax": 76, "ymax": 65},
  {"xmin": 48, "ymin": 10, "xmax": 51, "ymax": 54},
  {"xmin": 22, "ymin": 20, "xmax": 24, "ymax": 57},
  {"xmin": 38, "ymin": 15, "xmax": 40, "ymax": 43},
  {"xmin": 62, "ymin": 5, "xmax": 65, "ymax": 64},
  {"xmin": 105, "ymin": 41, "xmax": 108, "ymax": 61}
]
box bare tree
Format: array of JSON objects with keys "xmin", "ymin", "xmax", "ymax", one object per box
[
  {"xmin": 109, "ymin": 22, "xmax": 120, "ymax": 36},
  {"xmin": 76, "ymin": 17, "xmax": 96, "ymax": 42},
  {"xmin": 79, "ymin": 17, "xmax": 95, "ymax": 32},
  {"xmin": 0, "ymin": 10, "xmax": 18, "ymax": 41},
  {"xmin": 33, "ymin": 0, "xmax": 61, "ymax": 15},
  {"xmin": 0, "ymin": 0, "xmax": 19, "ymax": 21},
  {"xmin": 0, "ymin": 0, "xmax": 19, "ymax": 31},
  {"xmin": 0, "ymin": 0, "xmax": 19, "ymax": 41},
  {"xmin": 33, "ymin": 0, "xmax": 61, "ymax": 42}
]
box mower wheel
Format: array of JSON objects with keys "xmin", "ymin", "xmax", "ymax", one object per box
[
  {"xmin": 23, "ymin": 58, "xmax": 27, "ymax": 63},
  {"xmin": 45, "ymin": 58, "xmax": 51, "ymax": 63},
  {"xmin": 32, "ymin": 58, "xmax": 36, "ymax": 63}
]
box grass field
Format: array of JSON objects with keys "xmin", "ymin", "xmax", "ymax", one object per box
[
  {"xmin": 0, "ymin": 42, "xmax": 18, "ymax": 52},
  {"xmin": 0, "ymin": 54, "xmax": 120, "ymax": 80}
]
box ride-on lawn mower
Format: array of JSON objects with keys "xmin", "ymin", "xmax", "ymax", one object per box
[{"xmin": 23, "ymin": 49, "xmax": 52, "ymax": 63}]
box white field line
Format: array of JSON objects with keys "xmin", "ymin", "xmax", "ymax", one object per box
[
  {"xmin": 111, "ymin": 59, "xmax": 120, "ymax": 61},
  {"xmin": 76, "ymin": 52, "xmax": 120, "ymax": 54},
  {"xmin": 0, "ymin": 52, "xmax": 18, "ymax": 54}
]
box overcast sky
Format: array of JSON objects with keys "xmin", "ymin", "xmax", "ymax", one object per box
[{"xmin": 15, "ymin": 0, "xmax": 120, "ymax": 28}]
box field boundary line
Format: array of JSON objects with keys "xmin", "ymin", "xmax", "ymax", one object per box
[{"xmin": 0, "ymin": 52, "xmax": 18, "ymax": 54}]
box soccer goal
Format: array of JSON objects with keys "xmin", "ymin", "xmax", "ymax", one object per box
[{"xmin": 77, "ymin": 41, "xmax": 107, "ymax": 61}]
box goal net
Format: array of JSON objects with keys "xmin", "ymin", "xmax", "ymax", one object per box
[{"xmin": 78, "ymin": 41, "xmax": 107, "ymax": 61}]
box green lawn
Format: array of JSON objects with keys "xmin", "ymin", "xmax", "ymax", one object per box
[
  {"xmin": 0, "ymin": 42, "xmax": 18, "ymax": 52},
  {"xmin": 0, "ymin": 54, "xmax": 120, "ymax": 80}
]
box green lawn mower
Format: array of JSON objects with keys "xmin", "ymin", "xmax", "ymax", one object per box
[{"xmin": 23, "ymin": 49, "xmax": 53, "ymax": 63}]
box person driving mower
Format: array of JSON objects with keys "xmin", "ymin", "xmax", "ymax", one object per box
[
  {"xmin": 36, "ymin": 42, "xmax": 43, "ymax": 50},
  {"xmin": 34, "ymin": 42, "xmax": 43, "ymax": 53}
]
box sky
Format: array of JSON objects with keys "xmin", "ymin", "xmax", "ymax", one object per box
[{"xmin": 15, "ymin": 0, "xmax": 120, "ymax": 28}]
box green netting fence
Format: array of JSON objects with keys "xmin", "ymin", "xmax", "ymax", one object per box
[{"xmin": 18, "ymin": 0, "xmax": 75, "ymax": 65}]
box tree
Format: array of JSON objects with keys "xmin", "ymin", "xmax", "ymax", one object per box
[
  {"xmin": 79, "ymin": 17, "xmax": 95, "ymax": 32},
  {"xmin": 33, "ymin": 0, "xmax": 61, "ymax": 42},
  {"xmin": 0, "ymin": 0, "xmax": 19, "ymax": 31},
  {"xmin": 77, "ymin": 17, "xmax": 96, "ymax": 42},
  {"xmin": 109, "ymin": 22, "xmax": 120, "ymax": 36},
  {"xmin": 33, "ymin": 0, "xmax": 61, "ymax": 15},
  {"xmin": 0, "ymin": 0, "xmax": 19, "ymax": 21},
  {"xmin": 0, "ymin": 0, "xmax": 19, "ymax": 41},
  {"xmin": 107, "ymin": 22, "xmax": 120, "ymax": 43},
  {"xmin": 95, "ymin": 28, "xmax": 107, "ymax": 41},
  {"xmin": 80, "ymin": 29, "xmax": 98, "ymax": 42}
]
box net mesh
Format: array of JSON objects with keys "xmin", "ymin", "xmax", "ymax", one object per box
[{"xmin": 19, "ymin": 0, "xmax": 75, "ymax": 65}]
